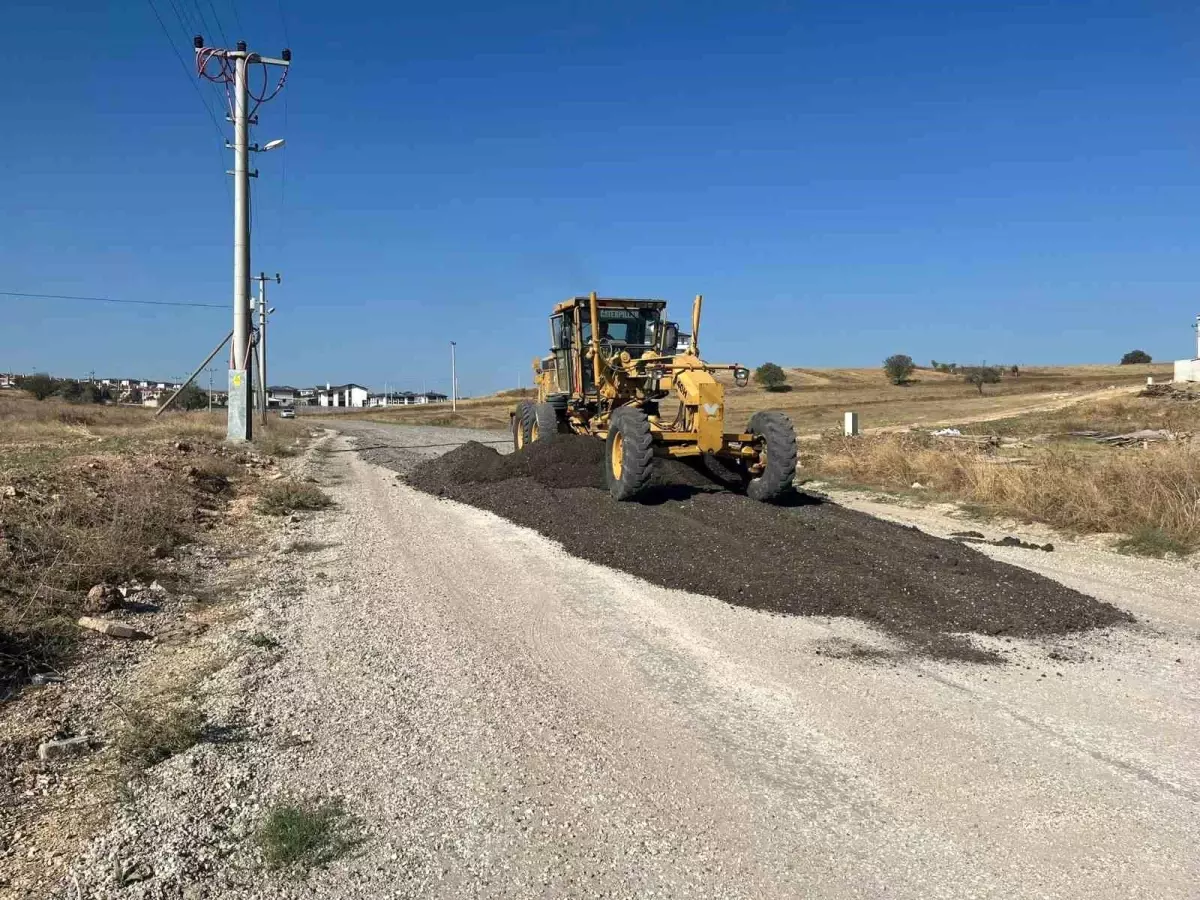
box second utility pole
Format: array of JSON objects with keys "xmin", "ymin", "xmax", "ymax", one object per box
[{"xmin": 254, "ymin": 272, "xmax": 281, "ymax": 424}]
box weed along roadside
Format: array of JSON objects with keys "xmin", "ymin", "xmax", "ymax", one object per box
[
  {"xmin": 802, "ymin": 391, "xmax": 1200, "ymax": 556},
  {"xmin": 0, "ymin": 396, "xmax": 325, "ymax": 897}
]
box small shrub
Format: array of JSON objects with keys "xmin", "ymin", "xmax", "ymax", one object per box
[
  {"xmin": 255, "ymin": 433, "xmax": 299, "ymax": 458},
  {"xmin": 117, "ymin": 704, "xmax": 205, "ymax": 769},
  {"xmin": 883, "ymin": 354, "xmax": 916, "ymax": 385},
  {"xmin": 19, "ymin": 373, "xmax": 57, "ymax": 401},
  {"xmin": 244, "ymin": 631, "xmax": 281, "ymax": 650},
  {"xmin": 753, "ymin": 362, "xmax": 788, "ymax": 391},
  {"xmin": 257, "ymin": 481, "xmax": 332, "ymax": 515},
  {"xmin": 963, "ymin": 366, "xmax": 1002, "ymax": 395},
  {"xmin": 175, "ymin": 384, "xmax": 207, "ymax": 411},
  {"xmin": 1121, "ymin": 350, "xmax": 1152, "ymax": 365},
  {"xmin": 260, "ymin": 799, "xmax": 359, "ymax": 870},
  {"xmin": 1115, "ymin": 526, "xmax": 1190, "ymax": 558}
]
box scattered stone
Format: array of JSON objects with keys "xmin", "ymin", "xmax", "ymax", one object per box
[
  {"xmin": 83, "ymin": 583, "xmax": 121, "ymax": 614},
  {"xmin": 117, "ymin": 858, "xmax": 154, "ymax": 885},
  {"xmin": 174, "ymin": 441, "xmax": 192, "ymax": 452},
  {"xmin": 149, "ymin": 580, "xmax": 167, "ymax": 594},
  {"xmin": 911, "ymin": 481, "xmax": 925, "ymax": 489},
  {"xmin": 76, "ymin": 617, "xmax": 151, "ymax": 640},
  {"xmin": 37, "ymin": 737, "xmax": 92, "ymax": 760},
  {"xmin": 952, "ymin": 533, "xmax": 1055, "ymax": 552},
  {"xmin": 1, "ymin": 485, "xmax": 20, "ymax": 498},
  {"xmin": 30, "ymin": 673, "xmax": 65, "ymax": 685}
]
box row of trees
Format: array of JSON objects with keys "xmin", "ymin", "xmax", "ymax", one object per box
[
  {"xmin": 16, "ymin": 374, "xmax": 208, "ymax": 410},
  {"xmin": 752, "ymin": 347, "xmax": 1156, "ymax": 398}
]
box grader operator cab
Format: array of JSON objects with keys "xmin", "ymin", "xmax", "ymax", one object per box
[{"xmin": 512, "ymin": 292, "xmax": 798, "ymax": 502}]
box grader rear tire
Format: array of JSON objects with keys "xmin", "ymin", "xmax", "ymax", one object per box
[
  {"xmin": 512, "ymin": 402, "xmax": 534, "ymax": 451},
  {"xmin": 532, "ymin": 402, "xmax": 559, "ymax": 442},
  {"xmin": 605, "ymin": 407, "xmax": 655, "ymax": 501},
  {"xmin": 745, "ymin": 411, "xmax": 797, "ymax": 502}
]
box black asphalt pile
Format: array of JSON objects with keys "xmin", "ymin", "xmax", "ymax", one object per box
[{"xmin": 406, "ymin": 437, "xmax": 1133, "ymax": 662}]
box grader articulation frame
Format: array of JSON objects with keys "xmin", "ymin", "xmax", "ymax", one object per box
[{"xmin": 512, "ymin": 292, "xmax": 797, "ymax": 502}]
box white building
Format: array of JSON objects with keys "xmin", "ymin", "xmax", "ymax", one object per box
[
  {"xmin": 1174, "ymin": 315, "xmax": 1200, "ymax": 383},
  {"xmin": 317, "ymin": 383, "xmax": 370, "ymax": 408}
]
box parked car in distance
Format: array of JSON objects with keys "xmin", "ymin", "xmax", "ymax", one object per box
[{"xmin": 279, "ymin": 407, "xmax": 295, "ymax": 419}]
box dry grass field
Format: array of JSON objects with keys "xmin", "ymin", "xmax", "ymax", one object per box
[
  {"xmin": 0, "ymin": 393, "xmax": 311, "ymax": 683},
  {"xmin": 349, "ymin": 363, "xmax": 1170, "ymax": 435}
]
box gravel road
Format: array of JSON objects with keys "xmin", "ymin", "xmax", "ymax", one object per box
[{"xmin": 64, "ymin": 421, "xmax": 1199, "ymax": 898}]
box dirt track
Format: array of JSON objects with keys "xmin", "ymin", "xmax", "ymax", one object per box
[{"xmin": 307, "ymin": 420, "xmax": 1200, "ymax": 898}]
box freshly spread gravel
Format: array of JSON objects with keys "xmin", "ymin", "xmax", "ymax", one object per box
[{"xmin": 404, "ymin": 436, "xmax": 1132, "ymax": 660}]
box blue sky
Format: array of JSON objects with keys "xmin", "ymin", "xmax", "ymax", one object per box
[{"xmin": 2, "ymin": 1, "xmax": 1199, "ymax": 395}]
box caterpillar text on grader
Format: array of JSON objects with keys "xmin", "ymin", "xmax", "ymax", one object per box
[{"xmin": 512, "ymin": 292, "xmax": 798, "ymax": 501}]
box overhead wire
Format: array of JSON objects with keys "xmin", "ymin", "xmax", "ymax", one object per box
[
  {"xmin": 0, "ymin": 291, "xmax": 225, "ymax": 310},
  {"xmin": 145, "ymin": 0, "xmax": 226, "ymax": 140}
]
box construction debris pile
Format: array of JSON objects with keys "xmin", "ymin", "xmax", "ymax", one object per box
[{"xmin": 406, "ymin": 436, "xmax": 1132, "ymax": 663}]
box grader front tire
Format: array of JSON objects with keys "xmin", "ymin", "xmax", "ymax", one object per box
[
  {"xmin": 605, "ymin": 408, "xmax": 655, "ymax": 501},
  {"xmin": 512, "ymin": 402, "xmax": 534, "ymax": 451},
  {"xmin": 532, "ymin": 402, "xmax": 559, "ymax": 442},
  {"xmin": 745, "ymin": 411, "xmax": 797, "ymax": 502}
]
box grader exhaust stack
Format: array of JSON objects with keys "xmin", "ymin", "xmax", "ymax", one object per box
[{"xmin": 512, "ymin": 292, "xmax": 798, "ymax": 502}]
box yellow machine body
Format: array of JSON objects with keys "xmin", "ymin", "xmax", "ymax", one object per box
[{"xmin": 528, "ymin": 292, "xmax": 758, "ymax": 466}]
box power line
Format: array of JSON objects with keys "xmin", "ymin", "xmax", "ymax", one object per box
[
  {"xmin": 277, "ymin": 0, "xmax": 291, "ymax": 45},
  {"xmin": 227, "ymin": 0, "xmax": 245, "ymax": 37},
  {"xmin": 0, "ymin": 291, "xmax": 225, "ymax": 309},
  {"xmin": 204, "ymin": 0, "xmax": 232, "ymax": 48},
  {"xmin": 146, "ymin": 0, "xmax": 227, "ymax": 139}
]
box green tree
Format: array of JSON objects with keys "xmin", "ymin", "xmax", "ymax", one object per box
[
  {"xmin": 18, "ymin": 373, "xmax": 57, "ymax": 401},
  {"xmin": 964, "ymin": 366, "xmax": 1002, "ymax": 395},
  {"xmin": 753, "ymin": 362, "xmax": 788, "ymax": 391},
  {"xmin": 883, "ymin": 354, "xmax": 915, "ymax": 385},
  {"xmin": 175, "ymin": 383, "xmax": 207, "ymax": 411},
  {"xmin": 58, "ymin": 379, "xmax": 84, "ymax": 402},
  {"xmin": 1120, "ymin": 349, "xmax": 1152, "ymax": 365}
]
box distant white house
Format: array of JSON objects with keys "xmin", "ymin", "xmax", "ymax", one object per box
[
  {"xmin": 317, "ymin": 383, "xmax": 370, "ymax": 408},
  {"xmin": 266, "ymin": 386, "xmax": 298, "ymax": 408},
  {"xmin": 0, "ymin": 373, "xmax": 16, "ymax": 389},
  {"xmin": 366, "ymin": 390, "xmax": 449, "ymax": 407}
]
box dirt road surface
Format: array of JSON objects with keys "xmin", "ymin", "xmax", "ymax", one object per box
[
  {"xmin": 67, "ymin": 421, "xmax": 1198, "ymax": 898},
  {"xmin": 323, "ymin": 421, "xmax": 1199, "ymax": 898}
]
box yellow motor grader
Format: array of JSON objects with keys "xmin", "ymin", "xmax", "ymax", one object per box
[{"xmin": 512, "ymin": 292, "xmax": 797, "ymax": 501}]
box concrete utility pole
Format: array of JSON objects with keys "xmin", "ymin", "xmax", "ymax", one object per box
[
  {"xmin": 450, "ymin": 341, "xmax": 458, "ymax": 411},
  {"xmin": 194, "ymin": 37, "xmax": 290, "ymax": 442},
  {"xmin": 253, "ymin": 272, "xmax": 281, "ymax": 424}
]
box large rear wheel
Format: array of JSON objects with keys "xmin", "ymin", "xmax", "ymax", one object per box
[
  {"xmin": 605, "ymin": 407, "xmax": 655, "ymax": 501},
  {"xmin": 745, "ymin": 411, "xmax": 797, "ymax": 501},
  {"xmin": 512, "ymin": 401, "xmax": 533, "ymax": 451}
]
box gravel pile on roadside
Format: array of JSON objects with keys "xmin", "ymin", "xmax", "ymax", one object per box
[{"xmin": 406, "ymin": 438, "xmax": 1133, "ymax": 661}]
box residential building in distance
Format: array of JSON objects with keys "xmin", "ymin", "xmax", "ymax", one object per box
[
  {"xmin": 367, "ymin": 390, "xmax": 449, "ymax": 407},
  {"xmin": 266, "ymin": 386, "xmax": 298, "ymax": 408},
  {"xmin": 316, "ymin": 383, "xmax": 371, "ymax": 408}
]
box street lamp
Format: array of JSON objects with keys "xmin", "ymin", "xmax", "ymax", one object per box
[{"xmin": 450, "ymin": 341, "xmax": 457, "ymax": 411}]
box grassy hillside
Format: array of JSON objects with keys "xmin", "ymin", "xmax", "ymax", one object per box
[{"xmin": 346, "ymin": 363, "xmax": 1172, "ymax": 435}]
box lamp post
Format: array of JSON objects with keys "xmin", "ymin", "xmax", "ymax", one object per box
[{"xmin": 450, "ymin": 341, "xmax": 457, "ymax": 411}]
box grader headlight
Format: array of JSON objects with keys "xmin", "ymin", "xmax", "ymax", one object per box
[{"xmin": 734, "ymin": 366, "xmax": 750, "ymax": 388}]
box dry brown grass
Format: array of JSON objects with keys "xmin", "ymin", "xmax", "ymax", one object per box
[
  {"xmin": 338, "ymin": 364, "xmax": 1173, "ymax": 435},
  {"xmin": 805, "ymin": 432, "xmax": 1200, "ymax": 553},
  {"xmin": 0, "ymin": 396, "xmax": 315, "ymax": 684},
  {"xmin": 256, "ymin": 481, "xmax": 333, "ymax": 515},
  {"xmin": 0, "ymin": 463, "xmax": 196, "ymax": 679}
]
